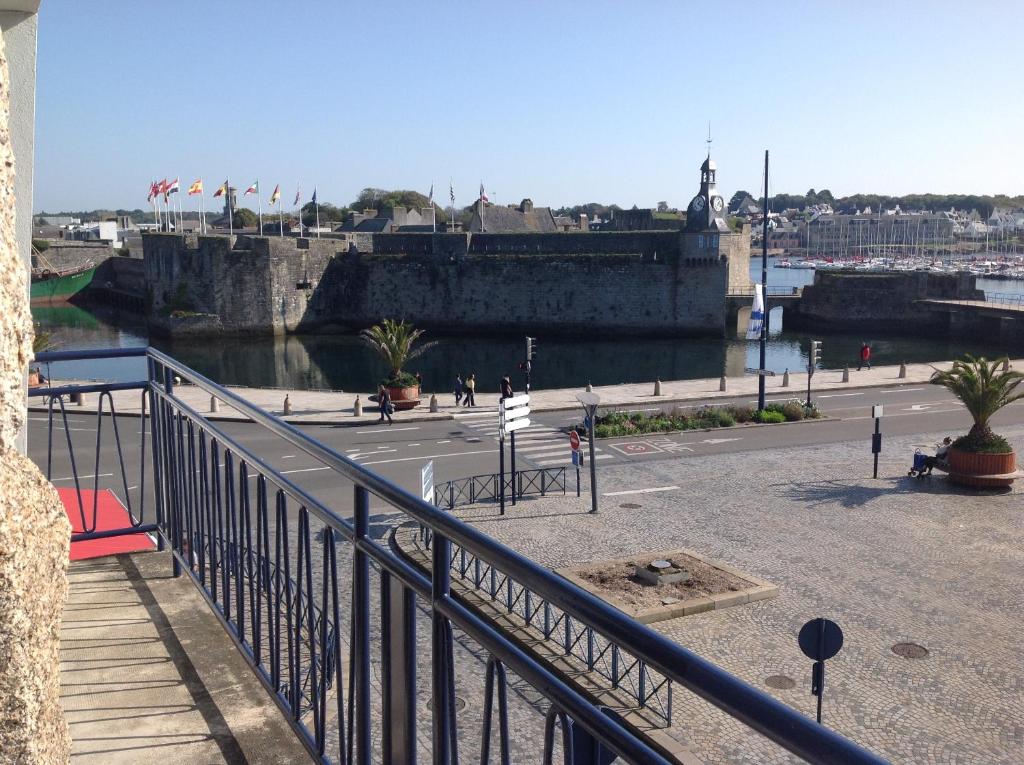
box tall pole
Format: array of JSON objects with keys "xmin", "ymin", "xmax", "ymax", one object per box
[
  {"xmin": 199, "ymin": 182, "xmax": 206, "ymax": 234},
  {"xmin": 758, "ymin": 150, "xmax": 769, "ymax": 412},
  {"xmin": 227, "ymin": 181, "xmax": 233, "ymax": 237},
  {"xmin": 587, "ymin": 405, "xmax": 598, "ymax": 514},
  {"xmin": 278, "ymin": 196, "xmax": 283, "ymax": 237},
  {"xmin": 257, "ymin": 180, "xmax": 263, "ymax": 235},
  {"xmin": 315, "ymin": 197, "xmax": 321, "ymax": 238}
]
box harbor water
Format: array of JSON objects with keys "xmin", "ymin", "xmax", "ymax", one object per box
[{"xmin": 30, "ymin": 264, "xmax": 1024, "ymax": 393}]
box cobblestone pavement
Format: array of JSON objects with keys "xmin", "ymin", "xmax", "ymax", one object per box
[{"xmin": 447, "ymin": 426, "xmax": 1024, "ymax": 764}]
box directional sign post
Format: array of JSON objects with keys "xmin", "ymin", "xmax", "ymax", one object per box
[
  {"xmin": 871, "ymin": 404, "xmax": 883, "ymax": 479},
  {"xmin": 499, "ymin": 394, "xmax": 530, "ymax": 515},
  {"xmin": 798, "ymin": 618, "xmax": 844, "ymax": 724},
  {"xmin": 576, "ymin": 392, "xmax": 600, "ymax": 514},
  {"xmin": 569, "ymin": 430, "xmax": 582, "ymax": 497}
]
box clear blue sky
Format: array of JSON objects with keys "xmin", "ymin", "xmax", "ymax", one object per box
[{"xmin": 34, "ymin": 0, "xmax": 1024, "ymax": 214}]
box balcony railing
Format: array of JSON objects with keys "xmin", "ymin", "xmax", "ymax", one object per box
[{"xmin": 31, "ymin": 347, "xmax": 887, "ymax": 764}]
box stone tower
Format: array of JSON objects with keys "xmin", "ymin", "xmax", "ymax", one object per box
[{"xmin": 680, "ymin": 155, "xmax": 752, "ymax": 293}]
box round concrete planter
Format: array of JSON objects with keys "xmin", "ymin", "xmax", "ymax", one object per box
[
  {"xmin": 387, "ymin": 384, "xmax": 420, "ymax": 411},
  {"xmin": 947, "ymin": 447, "xmax": 1016, "ymax": 488},
  {"xmin": 28, "ymin": 370, "xmax": 40, "ymax": 386}
]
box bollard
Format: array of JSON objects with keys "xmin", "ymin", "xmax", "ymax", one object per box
[
  {"xmin": 586, "ymin": 382, "xmax": 593, "ymax": 392},
  {"xmin": 174, "ymin": 375, "xmax": 182, "ymax": 386},
  {"xmin": 654, "ymin": 379, "xmax": 662, "ymax": 396},
  {"xmin": 782, "ymin": 369, "xmax": 790, "ymax": 387},
  {"xmin": 842, "ymin": 365, "xmax": 850, "ymax": 383},
  {"xmin": 354, "ymin": 395, "xmax": 362, "ymax": 417},
  {"xmin": 71, "ymin": 391, "xmax": 84, "ymax": 406},
  {"xmin": 1003, "ymin": 358, "xmax": 1010, "ymax": 372},
  {"xmin": 429, "ymin": 393, "xmax": 438, "ymax": 413},
  {"xmin": 719, "ymin": 375, "xmax": 727, "ymax": 392},
  {"xmin": 210, "ymin": 396, "xmax": 219, "ymax": 413},
  {"xmin": 898, "ymin": 362, "xmax": 907, "ymax": 379},
  {"xmin": 283, "ymin": 394, "xmax": 292, "ymax": 415}
]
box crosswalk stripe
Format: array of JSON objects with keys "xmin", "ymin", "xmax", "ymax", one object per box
[{"xmin": 534, "ymin": 454, "xmax": 613, "ymax": 466}]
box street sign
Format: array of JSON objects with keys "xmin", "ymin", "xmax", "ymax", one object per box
[
  {"xmin": 798, "ymin": 618, "xmax": 844, "ymax": 661},
  {"xmin": 745, "ymin": 367, "xmax": 776, "ymax": 377},
  {"xmin": 572, "ymin": 449, "xmax": 584, "ymax": 466},
  {"xmin": 872, "ymin": 405, "xmax": 884, "ymax": 419},
  {"xmin": 503, "ymin": 417, "xmax": 531, "ymax": 433},
  {"xmin": 499, "ymin": 393, "xmax": 530, "ymax": 438},
  {"xmin": 569, "ymin": 430, "xmax": 581, "ymax": 451},
  {"xmin": 583, "ymin": 415, "xmax": 592, "ymax": 430},
  {"xmin": 798, "ymin": 617, "xmax": 844, "ymax": 724},
  {"xmin": 503, "ymin": 393, "xmax": 530, "ymax": 409},
  {"xmin": 421, "ymin": 460, "xmax": 434, "ymax": 505}
]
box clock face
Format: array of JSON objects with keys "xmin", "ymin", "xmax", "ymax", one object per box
[
  {"xmin": 691, "ymin": 195, "xmax": 706, "ymax": 211},
  {"xmin": 712, "ymin": 196, "xmax": 724, "ymax": 212}
]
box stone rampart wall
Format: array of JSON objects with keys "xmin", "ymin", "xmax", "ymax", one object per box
[{"xmin": 144, "ymin": 232, "xmax": 732, "ymax": 337}]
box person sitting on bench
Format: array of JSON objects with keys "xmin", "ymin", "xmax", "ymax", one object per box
[{"xmin": 924, "ymin": 437, "xmax": 953, "ymax": 474}]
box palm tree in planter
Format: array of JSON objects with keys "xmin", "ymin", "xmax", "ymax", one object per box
[
  {"xmin": 930, "ymin": 354, "xmax": 1024, "ymax": 487},
  {"xmin": 360, "ymin": 319, "xmax": 437, "ymax": 410}
]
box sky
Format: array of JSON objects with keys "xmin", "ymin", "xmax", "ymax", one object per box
[{"xmin": 33, "ymin": 0, "xmax": 1024, "ymax": 214}]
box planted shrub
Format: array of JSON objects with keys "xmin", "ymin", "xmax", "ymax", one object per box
[
  {"xmin": 731, "ymin": 405, "xmax": 755, "ymax": 423},
  {"xmin": 781, "ymin": 401, "xmax": 805, "ymax": 421},
  {"xmin": 754, "ymin": 410, "xmax": 786, "ymax": 424}
]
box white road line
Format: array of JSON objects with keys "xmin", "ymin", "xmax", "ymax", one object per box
[
  {"xmin": 514, "ymin": 443, "xmax": 574, "ymax": 453},
  {"xmin": 603, "ymin": 485, "xmax": 680, "ymax": 497},
  {"xmin": 281, "ymin": 455, "xmax": 296, "ymax": 459},
  {"xmin": 816, "ymin": 393, "xmax": 865, "ymax": 399},
  {"xmin": 407, "ymin": 443, "xmax": 421, "ymax": 447},
  {"xmin": 845, "ymin": 408, "xmax": 962, "ymax": 420},
  {"xmin": 51, "ymin": 472, "xmax": 114, "ymax": 482},
  {"xmin": 517, "ymin": 449, "xmax": 574, "ymax": 459},
  {"xmin": 360, "ymin": 449, "xmax": 499, "ymax": 466},
  {"xmin": 436, "ymin": 440, "xmax": 451, "ymax": 444},
  {"xmin": 361, "ymin": 426, "xmax": 420, "ymax": 433},
  {"xmin": 534, "ymin": 454, "xmax": 612, "ymax": 466},
  {"xmin": 880, "ymin": 388, "xmax": 924, "ymax": 393},
  {"xmin": 280, "ymin": 467, "xmax": 331, "ymax": 475}
]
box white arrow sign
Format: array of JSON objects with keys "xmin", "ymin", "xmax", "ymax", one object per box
[
  {"xmin": 701, "ymin": 437, "xmax": 742, "ymax": 444},
  {"xmin": 503, "ymin": 405, "xmax": 531, "ymax": 420},
  {"xmin": 503, "ymin": 393, "xmax": 530, "ymax": 409},
  {"xmin": 503, "ymin": 417, "xmax": 531, "ymax": 434},
  {"xmin": 905, "ymin": 404, "xmax": 934, "ymax": 411}
]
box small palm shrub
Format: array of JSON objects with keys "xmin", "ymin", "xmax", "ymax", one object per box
[{"xmin": 930, "ymin": 355, "xmax": 1023, "ymax": 453}]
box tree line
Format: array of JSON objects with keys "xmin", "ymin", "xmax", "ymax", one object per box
[{"xmin": 728, "ymin": 189, "xmax": 1024, "ymax": 220}]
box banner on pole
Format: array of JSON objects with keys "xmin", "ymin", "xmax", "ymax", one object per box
[{"xmin": 745, "ymin": 283, "xmax": 765, "ymax": 340}]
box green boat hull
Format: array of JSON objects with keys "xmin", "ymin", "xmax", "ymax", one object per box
[{"xmin": 30, "ymin": 265, "xmax": 98, "ymax": 304}]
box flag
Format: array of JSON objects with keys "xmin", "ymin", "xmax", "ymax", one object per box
[
  {"xmin": 213, "ymin": 180, "xmax": 228, "ymax": 198},
  {"xmin": 158, "ymin": 178, "xmax": 169, "ymax": 201},
  {"xmin": 269, "ymin": 184, "xmax": 280, "ymax": 205},
  {"xmin": 479, "ymin": 182, "xmax": 488, "ymax": 203},
  {"xmin": 428, "ymin": 183, "xmax": 433, "ymax": 205},
  {"xmin": 293, "ymin": 186, "xmax": 301, "ymax": 206},
  {"xmin": 166, "ymin": 178, "xmax": 180, "ymax": 195},
  {"xmin": 244, "ymin": 181, "xmax": 258, "ymax": 196},
  {"xmin": 311, "ymin": 188, "xmax": 317, "ymax": 204},
  {"xmin": 745, "ymin": 283, "xmax": 765, "ymax": 340},
  {"xmin": 449, "ymin": 181, "xmax": 455, "ymax": 204},
  {"xmin": 147, "ymin": 181, "xmax": 158, "ymax": 202},
  {"xmin": 187, "ymin": 179, "xmax": 203, "ymax": 195}
]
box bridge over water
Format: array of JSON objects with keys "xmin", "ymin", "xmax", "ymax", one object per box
[{"xmin": 726, "ymin": 286, "xmax": 803, "ymax": 332}]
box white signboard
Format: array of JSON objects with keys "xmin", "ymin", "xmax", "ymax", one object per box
[
  {"xmin": 872, "ymin": 405, "xmax": 883, "ymax": 419},
  {"xmin": 499, "ymin": 393, "xmax": 531, "ymax": 438},
  {"xmin": 421, "ymin": 460, "xmax": 434, "ymax": 504}
]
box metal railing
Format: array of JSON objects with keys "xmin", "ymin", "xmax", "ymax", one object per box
[
  {"xmin": 432, "ymin": 467, "xmax": 566, "ymax": 510},
  {"xmin": 31, "ymin": 347, "xmax": 887, "ymax": 765},
  {"xmin": 727, "ymin": 286, "xmax": 802, "ymax": 297}
]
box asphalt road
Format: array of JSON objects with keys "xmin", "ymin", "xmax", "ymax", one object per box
[{"xmin": 27, "ymin": 382, "xmax": 1024, "ymax": 520}]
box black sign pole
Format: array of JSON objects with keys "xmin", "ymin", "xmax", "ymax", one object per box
[
  {"xmin": 576, "ymin": 456, "xmax": 581, "ymax": 497},
  {"xmin": 499, "ymin": 403, "xmax": 506, "ymax": 515},
  {"xmin": 587, "ymin": 405, "xmax": 598, "ymax": 514},
  {"xmin": 872, "ymin": 416, "xmax": 881, "ymax": 479},
  {"xmin": 806, "ymin": 363, "xmax": 813, "ymax": 409},
  {"xmin": 510, "ymin": 430, "xmax": 517, "ymax": 505}
]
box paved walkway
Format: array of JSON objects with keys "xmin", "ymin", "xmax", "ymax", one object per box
[
  {"xmin": 60, "ymin": 551, "xmax": 311, "ymax": 764},
  {"xmin": 32, "ymin": 358, "xmax": 1014, "ymax": 427},
  {"xmin": 443, "ymin": 425, "xmax": 1024, "ymax": 764}
]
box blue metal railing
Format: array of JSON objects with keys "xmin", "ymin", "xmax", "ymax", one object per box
[{"xmin": 30, "ymin": 347, "xmax": 887, "ymax": 765}]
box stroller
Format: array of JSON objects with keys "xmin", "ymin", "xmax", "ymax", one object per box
[{"xmin": 908, "ymin": 450, "xmax": 930, "ymax": 479}]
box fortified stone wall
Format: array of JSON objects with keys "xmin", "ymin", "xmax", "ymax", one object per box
[
  {"xmin": 32, "ymin": 241, "xmax": 114, "ymax": 272},
  {"xmin": 787, "ymin": 270, "xmax": 984, "ymax": 331},
  {"xmin": 144, "ymin": 232, "xmax": 734, "ymax": 337}
]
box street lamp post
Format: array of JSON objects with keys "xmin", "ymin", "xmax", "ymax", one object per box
[{"xmin": 576, "ymin": 391, "xmax": 600, "ymax": 514}]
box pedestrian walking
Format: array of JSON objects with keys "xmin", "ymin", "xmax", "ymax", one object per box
[
  {"xmin": 499, "ymin": 375, "xmax": 513, "ymax": 400},
  {"xmin": 415, "ymin": 371, "xmax": 423, "ymax": 387},
  {"xmin": 454, "ymin": 374, "xmax": 464, "ymax": 406},
  {"xmin": 858, "ymin": 342, "xmax": 872, "ymax": 371},
  {"xmin": 378, "ymin": 384, "xmax": 394, "ymax": 425},
  {"xmin": 463, "ymin": 373, "xmax": 476, "ymax": 407}
]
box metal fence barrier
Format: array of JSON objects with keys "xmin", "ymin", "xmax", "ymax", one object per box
[
  {"xmin": 433, "ymin": 467, "xmax": 566, "ymax": 511},
  {"xmin": 30, "ymin": 347, "xmax": 888, "ymax": 765}
]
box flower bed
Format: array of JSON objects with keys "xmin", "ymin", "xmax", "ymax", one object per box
[{"xmin": 578, "ymin": 400, "xmax": 821, "ymax": 439}]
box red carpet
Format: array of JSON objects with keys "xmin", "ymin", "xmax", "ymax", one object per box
[{"xmin": 57, "ymin": 487, "xmax": 157, "ymax": 561}]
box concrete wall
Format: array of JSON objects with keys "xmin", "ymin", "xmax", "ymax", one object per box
[{"xmin": 32, "ymin": 241, "xmax": 114, "ymax": 272}]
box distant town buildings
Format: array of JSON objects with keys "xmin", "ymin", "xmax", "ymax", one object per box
[{"xmin": 468, "ymin": 198, "xmax": 557, "ymax": 233}]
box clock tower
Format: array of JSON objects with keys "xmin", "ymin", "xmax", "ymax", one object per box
[{"xmin": 685, "ymin": 156, "xmax": 729, "ymax": 233}]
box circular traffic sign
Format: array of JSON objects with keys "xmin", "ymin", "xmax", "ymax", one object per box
[
  {"xmin": 569, "ymin": 430, "xmax": 581, "ymax": 450},
  {"xmin": 798, "ymin": 618, "xmax": 844, "ymax": 662}
]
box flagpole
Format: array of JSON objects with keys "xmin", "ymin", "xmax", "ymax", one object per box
[
  {"xmin": 199, "ymin": 181, "xmax": 205, "ymax": 235},
  {"xmin": 257, "ymin": 180, "xmax": 263, "ymax": 235},
  {"xmin": 278, "ymin": 196, "xmax": 283, "ymax": 237},
  {"xmin": 315, "ymin": 193, "xmax": 320, "ymax": 238},
  {"xmin": 227, "ymin": 180, "xmax": 234, "ymax": 237}
]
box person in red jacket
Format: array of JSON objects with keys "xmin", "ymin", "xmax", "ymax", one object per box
[{"xmin": 858, "ymin": 342, "xmax": 872, "ymax": 371}]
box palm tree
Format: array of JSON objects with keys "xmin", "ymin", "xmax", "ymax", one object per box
[
  {"xmin": 360, "ymin": 319, "xmax": 436, "ymax": 383},
  {"xmin": 930, "ymin": 355, "xmax": 1024, "ymax": 449}
]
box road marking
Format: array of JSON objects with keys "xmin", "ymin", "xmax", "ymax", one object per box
[
  {"xmin": 701, "ymin": 437, "xmax": 742, "ymax": 444},
  {"xmin": 904, "ymin": 404, "xmax": 936, "ymax": 411},
  {"xmin": 880, "ymin": 388, "xmax": 923, "ymax": 393},
  {"xmin": 518, "ymin": 448, "xmax": 576, "ymax": 460},
  {"xmin": 280, "ymin": 466, "xmax": 331, "ymax": 475},
  {"xmin": 815, "ymin": 393, "xmax": 865, "ymax": 399},
  {"xmin": 603, "ymin": 485, "xmax": 680, "ymax": 497},
  {"xmin": 534, "ymin": 455, "xmax": 612, "ymax": 466},
  {"xmin": 514, "ymin": 443, "xmax": 579, "ymax": 453},
  {"xmin": 845, "ymin": 408, "xmax": 962, "ymax": 420},
  {"xmin": 436, "ymin": 440, "xmax": 451, "ymax": 444},
  {"xmin": 360, "ymin": 449, "xmax": 499, "ymax": 466},
  {"xmin": 52, "ymin": 472, "xmax": 114, "ymax": 482},
  {"xmin": 608, "ymin": 441, "xmax": 664, "ymax": 455},
  {"xmin": 360, "ymin": 426, "xmax": 421, "ymax": 433},
  {"xmin": 407, "ymin": 443, "xmax": 421, "ymax": 447}
]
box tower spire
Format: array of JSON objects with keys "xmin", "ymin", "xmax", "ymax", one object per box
[{"xmin": 706, "ymin": 121, "xmax": 712, "ymax": 158}]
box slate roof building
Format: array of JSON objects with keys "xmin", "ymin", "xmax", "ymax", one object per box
[{"xmin": 468, "ymin": 199, "xmax": 557, "ymax": 233}]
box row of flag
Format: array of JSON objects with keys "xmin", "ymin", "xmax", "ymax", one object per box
[{"xmin": 147, "ymin": 178, "xmax": 309, "ymax": 207}]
